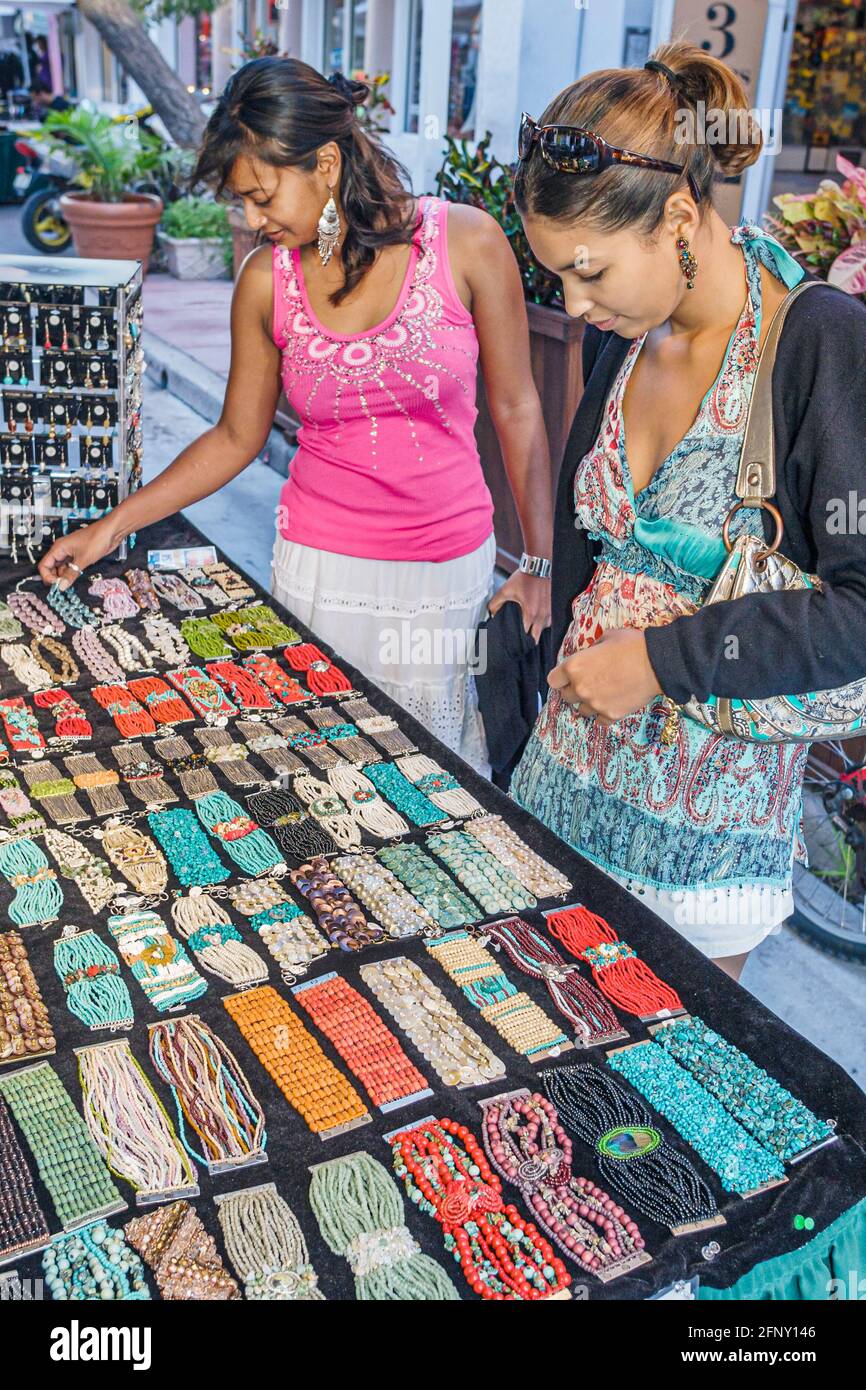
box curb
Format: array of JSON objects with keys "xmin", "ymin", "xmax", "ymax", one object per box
[{"xmin": 142, "ymin": 329, "xmax": 295, "ymax": 478}]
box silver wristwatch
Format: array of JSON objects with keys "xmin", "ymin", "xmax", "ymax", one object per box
[{"xmin": 518, "ymin": 552, "xmax": 552, "ymax": 580}]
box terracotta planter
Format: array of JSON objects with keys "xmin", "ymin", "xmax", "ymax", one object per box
[
  {"xmin": 59, "ymin": 192, "xmax": 164, "ymax": 275},
  {"xmin": 476, "ymin": 300, "xmax": 585, "ymax": 572}
]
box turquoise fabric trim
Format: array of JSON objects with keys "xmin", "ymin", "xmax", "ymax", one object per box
[
  {"xmin": 633, "ymin": 512, "xmax": 727, "ymax": 582},
  {"xmin": 699, "ymin": 1195, "xmax": 866, "ymax": 1301},
  {"xmin": 732, "ymin": 223, "xmax": 808, "ymax": 291}
]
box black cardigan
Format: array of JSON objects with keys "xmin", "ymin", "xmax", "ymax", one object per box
[{"xmin": 550, "ymin": 280, "xmax": 866, "ymax": 705}]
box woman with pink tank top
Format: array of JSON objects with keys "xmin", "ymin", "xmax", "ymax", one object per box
[{"xmin": 37, "ymin": 58, "xmax": 554, "ymax": 776}]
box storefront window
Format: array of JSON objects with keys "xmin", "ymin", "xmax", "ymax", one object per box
[
  {"xmin": 447, "ymin": 1, "xmax": 482, "ymax": 140},
  {"xmin": 324, "ymin": 0, "xmax": 366, "ymax": 75},
  {"xmin": 196, "ymin": 11, "xmax": 212, "ymax": 93},
  {"xmin": 405, "ymin": 0, "xmax": 423, "ymax": 133},
  {"xmin": 783, "ymin": 0, "xmax": 866, "ymax": 160}
]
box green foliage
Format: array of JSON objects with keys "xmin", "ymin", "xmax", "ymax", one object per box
[
  {"xmin": 161, "ymin": 195, "xmax": 229, "ymax": 239},
  {"xmin": 38, "ymin": 105, "xmax": 170, "ymax": 203},
  {"xmin": 434, "ymin": 132, "xmax": 563, "ymax": 309},
  {"xmin": 131, "ymin": 0, "xmax": 218, "ymax": 23}
]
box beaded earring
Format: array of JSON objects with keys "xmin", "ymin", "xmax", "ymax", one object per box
[{"xmin": 676, "ymin": 234, "xmax": 698, "ymax": 289}]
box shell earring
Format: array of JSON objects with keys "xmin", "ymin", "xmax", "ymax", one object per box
[{"xmin": 317, "ymin": 190, "xmax": 342, "ymax": 266}]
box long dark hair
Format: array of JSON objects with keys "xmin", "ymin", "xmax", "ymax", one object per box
[
  {"xmin": 191, "ymin": 57, "xmax": 419, "ymax": 308},
  {"xmin": 514, "ymin": 40, "xmax": 762, "ymax": 235}
]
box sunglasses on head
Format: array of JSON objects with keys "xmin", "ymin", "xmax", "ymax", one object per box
[{"xmin": 518, "ymin": 112, "xmax": 702, "ymax": 204}]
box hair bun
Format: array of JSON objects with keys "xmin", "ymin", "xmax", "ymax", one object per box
[{"xmin": 327, "ymin": 70, "xmax": 370, "ymax": 109}]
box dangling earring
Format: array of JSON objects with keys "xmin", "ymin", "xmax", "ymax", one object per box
[
  {"xmin": 676, "ymin": 234, "xmax": 698, "ymax": 290},
  {"xmin": 317, "ymin": 189, "xmax": 342, "ymax": 267}
]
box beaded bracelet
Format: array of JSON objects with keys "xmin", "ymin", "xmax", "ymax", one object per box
[
  {"xmin": 426, "ymin": 829, "xmax": 537, "ymax": 915},
  {"xmin": 202, "ymin": 561, "xmax": 256, "ymax": 605},
  {"xmin": 34, "ymin": 687, "xmax": 92, "ymax": 741},
  {"xmin": 293, "ymin": 971, "xmax": 431, "ymax": 1112},
  {"xmin": 205, "ymin": 659, "xmax": 275, "ymax": 710},
  {"xmin": 142, "ymin": 615, "xmax": 189, "ymax": 666},
  {"xmin": 29, "ymin": 636, "xmax": 80, "ymax": 687},
  {"xmin": 112, "ymin": 742, "xmax": 177, "ymax": 805},
  {"xmin": 395, "ymin": 754, "xmax": 483, "ymax": 819},
  {"xmin": 194, "ymin": 790, "xmax": 284, "ymax": 876},
  {"xmin": 46, "ymin": 581, "xmax": 99, "ymax": 629},
  {"xmin": 100, "ymin": 823, "xmax": 169, "ymax": 898},
  {"xmin": 363, "ymin": 761, "xmax": 447, "ymax": 828},
  {"xmin": 466, "ymin": 816, "xmax": 573, "ymax": 898},
  {"xmin": 154, "ymin": 735, "xmax": 220, "ymax": 799},
  {"xmin": 166, "ymin": 665, "xmax": 238, "ymax": 722},
  {"xmin": 606, "ymin": 1041, "xmax": 787, "ymax": 1195},
  {"xmin": 479, "ymin": 1090, "xmax": 650, "ymax": 1282},
  {"xmin": 308, "ymin": 1151, "xmax": 459, "ymax": 1301},
  {"xmin": 170, "ymin": 893, "xmax": 267, "ymax": 988},
  {"xmin": 391, "ymin": 1119, "xmax": 571, "ymax": 1301},
  {"xmin": 194, "ymin": 727, "xmax": 262, "ymax": 787},
  {"xmin": 148, "ymin": 1015, "xmax": 267, "ymax": 1174},
  {"xmin": 210, "ymin": 604, "xmax": 299, "ymax": 649},
  {"xmin": 289, "ymin": 855, "xmax": 385, "ymax": 951},
  {"xmin": 21, "ymin": 760, "xmax": 87, "ymax": 826},
  {"xmin": 0, "ymin": 695, "xmax": 46, "ymax": 755},
  {"xmin": 339, "ymin": 698, "xmax": 418, "ymax": 755},
  {"xmin": 215, "ymin": 1183, "xmax": 324, "ymax": 1300},
  {"xmin": 269, "ymin": 716, "xmax": 342, "ymax": 772},
  {"xmin": 99, "ymin": 624, "xmax": 157, "ymax": 675},
  {"xmin": 483, "ymin": 916, "xmax": 627, "ymax": 1047},
  {"xmin": 124, "ymin": 568, "xmax": 161, "ymax": 613},
  {"xmin": 270, "ymin": 812, "xmax": 339, "ymax": 861},
  {"xmin": 0, "ymin": 930, "xmax": 55, "ymax": 1064},
  {"xmin": 0, "ymin": 642, "xmax": 52, "ymax": 692},
  {"xmin": 88, "ymin": 575, "xmax": 139, "ymax": 620},
  {"xmin": 43, "ymin": 1223, "xmax": 150, "ymax": 1301},
  {"xmin": 327, "ymin": 764, "xmax": 409, "ymax": 839},
  {"xmin": 247, "ymin": 900, "xmax": 329, "ymax": 984},
  {"xmin": 651, "ymin": 1015, "xmax": 835, "ymax": 1162},
  {"xmin": 544, "ymin": 904, "xmax": 684, "ymax": 1022},
  {"xmin": 107, "ymin": 909, "xmax": 208, "ymax": 1013},
  {"xmin": 180, "ymin": 616, "xmax": 233, "ymax": 659},
  {"xmin": 54, "ymin": 927, "xmax": 134, "ymax": 1033},
  {"xmin": 242, "ymin": 653, "xmax": 307, "ymax": 705},
  {"xmin": 282, "ymin": 641, "xmax": 353, "ymax": 695},
  {"xmin": 125, "ymin": 1200, "xmax": 240, "ymax": 1300},
  {"xmin": 291, "ymin": 772, "xmax": 362, "ymax": 849},
  {"xmin": 72, "ymin": 628, "xmax": 125, "ymax": 684},
  {"xmin": 0, "ymin": 601, "xmax": 23, "ymax": 642},
  {"xmin": 0, "ymin": 1089, "xmax": 50, "ymax": 1261},
  {"xmin": 332, "ymin": 852, "xmax": 439, "ymax": 939},
  {"xmin": 0, "ymin": 770, "xmax": 45, "ymax": 837},
  {"xmin": 543, "ymin": 1064, "xmax": 723, "ymax": 1237},
  {"xmin": 149, "ymin": 571, "xmax": 205, "ymax": 612},
  {"xmin": 77, "ymin": 1039, "xmax": 198, "ymax": 1203},
  {"xmin": 64, "ymin": 752, "xmax": 129, "ymax": 817},
  {"xmin": 91, "ymin": 684, "xmax": 158, "ymax": 739},
  {"xmin": 223, "ymin": 983, "xmax": 369, "ymax": 1138},
  {"xmin": 376, "ymin": 843, "xmax": 482, "ymax": 930},
  {"xmin": 244, "ymin": 784, "xmax": 304, "ymax": 828},
  {"xmin": 178, "ymin": 567, "xmax": 233, "ymax": 608},
  {"xmin": 0, "ymin": 835, "xmax": 64, "ymax": 925},
  {"xmin": 359, "ymin": 956, "xmax": 506, "ymax": 1088},
  {"xmin": 225, "ymin": 875, "xmax": 295, "ymax": 919},
  {"xmin": 146, "ymin": 807, "xmax": 230, "ymax": 886},
  {"xmin": 0, "ymin": 1061, "xmax": 125, "ymax": 1230},
  {"xmin": 426, "ymin": 930, "xmax": 570, "ymax": 1063},
  {"xmin": 127, "ymin": 676, "xmax": 195, "ymax": 727},
  {"xmin": 7, "ymin": 589, "xmax": 65, "ymax": 636},
  {"xmin": 235, "ymin": 718, "xmax": 306, "ymax": 777},
  {"xmin": 42, "ymin": 828, "xmax": 117, "ymax": 914},
  {"xmin": 308, "ymin": 706, "xmax": 381, "ymax": 764}
]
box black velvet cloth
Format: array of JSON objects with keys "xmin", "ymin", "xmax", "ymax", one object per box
[
  {"xmin": 474, "ymin": 598, "xmax": 553, "ymax": 791},
  {"xmin": 5, "ymin": 514, "xmax": 866, "ymax": 1302}
]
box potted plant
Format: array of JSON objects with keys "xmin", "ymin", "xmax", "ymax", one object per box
[
  {"xmin": 38, "ymin": 106, "xmax": 168, "ymax": 273},
  {"xmin": 158, "ymin": 197, "xmax": 232, "ymax": 280},
  {"xmin": 435, "ymin": 134, "xmax": 584, "ymax": 571},
  {"xmin": 765, "ymin": 153, "xmax": 866, "ymax": 301}
]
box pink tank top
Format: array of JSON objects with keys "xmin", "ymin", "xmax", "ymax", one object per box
[{"xmin": 272, "ymin": 194, "xmax": 495, "ymax": 562}]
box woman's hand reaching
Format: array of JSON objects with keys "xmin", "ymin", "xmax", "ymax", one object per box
[
  {"xmin": 488, "ymin": 572, "xmax": 552, "ymax": 644},
  {"xmin": 37, "ymin": 518, "xmax": 118, "ymax": 590}
]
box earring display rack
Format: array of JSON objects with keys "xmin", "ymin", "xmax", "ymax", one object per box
[{"xmin": 0, "ymin": 254, "xmax": 144, "ymax": 563}]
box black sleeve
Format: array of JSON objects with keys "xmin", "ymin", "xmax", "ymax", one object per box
[
  {"xmin": 644, "ymin": 293, "xmax": 866, "ymax": 704},
  {"xmin": 581, "ymin": 324, "xmax": 605, "ymax": 385}
]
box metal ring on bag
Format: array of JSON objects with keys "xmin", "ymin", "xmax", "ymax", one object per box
[{"xmin": 722, "ymin": 499, "xmax": 784, "ymax": 565}]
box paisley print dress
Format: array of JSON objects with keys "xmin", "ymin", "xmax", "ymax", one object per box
[{"xmin": 510, "ymin": 226, "xmax": 810, "ymax": 958}]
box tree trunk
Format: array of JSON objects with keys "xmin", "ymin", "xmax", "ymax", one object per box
[{"xmin": 77, "ymin": 0, "xmax": 207, "ymax": 148}]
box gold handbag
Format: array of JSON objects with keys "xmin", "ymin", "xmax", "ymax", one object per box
[{"xmin": 663, "ymin": 278, "xmax": 866, "ymax": 744}]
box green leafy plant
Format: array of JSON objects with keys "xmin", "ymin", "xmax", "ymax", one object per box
[
  {"xmin": 37, "ymin": 105, "xmax": 170, "ymax": 203},
  {"xmin": 161, "ymin": 196, "xmax": 232, "ymax": 270},
  {"xmin": 434, "ymin": 131, "xmax": 563, "ymax": 309},
  {"xmin": 350, "ymin": 70, "xmax": 396, "ymax": 136},
  {"xmin": 765, "ymin": 153, "xmax": 866, "ymax": 303}
]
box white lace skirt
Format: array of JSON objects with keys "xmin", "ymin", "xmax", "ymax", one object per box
[{"xmin": 270, "ymin": 531, "xmax": 497, "ymax": 778}]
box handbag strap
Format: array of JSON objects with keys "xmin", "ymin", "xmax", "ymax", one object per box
[{"xmin": 734, "ymin": 278, "xmax": 820, "ymax": 502}]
